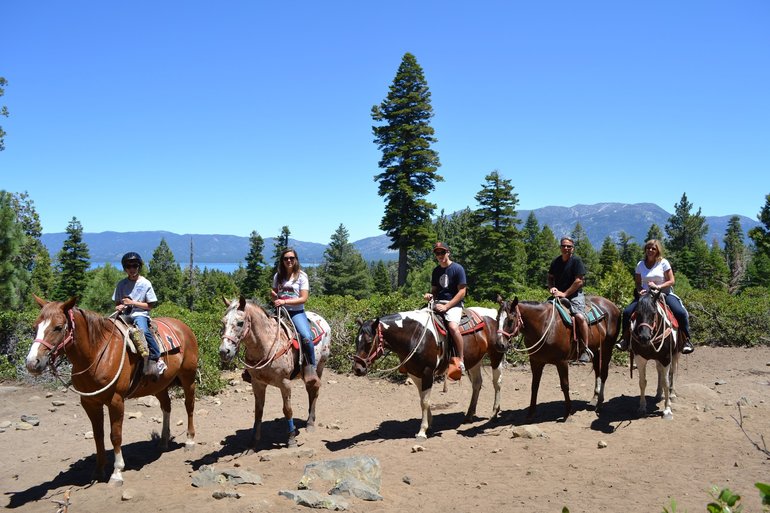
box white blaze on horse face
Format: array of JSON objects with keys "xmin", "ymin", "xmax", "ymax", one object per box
[{"xmin": 26, "ymin": 318, "xmax": 51, "ymax": 366}]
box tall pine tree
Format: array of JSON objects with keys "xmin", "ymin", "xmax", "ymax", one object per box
[
  {"xmin": 147, "ymin": 238, "xmax": 183, "ymax": 304},
  {"xmin": 372, "ymin": 52, "xmax": 441, "ymax": 286},
  {"xmin": 664, "ymin": 193, "xmax": 709, "ymax": 285},
  {"xmin": 0, "ymin": 191, "xmax": 26, "ymax": 309},
  {"xmin": 321, "ymin": 224, "xmax": 372, "ymax": 298},
  {"xmin": 467, "ymin": 171, "xmax": 525, "ymax": 300},
  {"xmin": 242, "ymin": 230, "xmax": 266, "ymax": 298},
  {"xmin": 53, "ymin": 217, "xmax": 90, "ymax": 300}
]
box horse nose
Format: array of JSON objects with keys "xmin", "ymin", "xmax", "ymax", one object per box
[{"xmin": 219, "ymin": 345, "xmax": 234, "ymax": 362}]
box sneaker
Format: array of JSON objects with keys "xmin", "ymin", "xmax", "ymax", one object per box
[
  {"xmin": 578, "ymin": 347, "xmax": 593, "ymax": 364},
  {"xmin": 157, "ymin": 359, "xmax": 167, "ymax": 375},
  {"xmin": 614, "ymin": 339, "xmax": 629, "ymax": 352},
  {"xmin": 682, "ymin": 340, "xmax": 694, "ymax": 354}
]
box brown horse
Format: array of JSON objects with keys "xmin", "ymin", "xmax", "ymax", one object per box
[
  {"xmin": 630, "ymin": 289, "xmax": 682, "ymax": 420},
  {"xmin": 496, "ymin": 296, "xmax": 620, "ymax": 420},
  {"xmin": 352, "ymin": 307, "xmax": 503, "ymax": 439},
  {"xmin": 218, "ymin": 297, "xmax": 331, "ymax": 449},
  {"xmin": 25, "ymin": 296, "xmax": 199, "ymax": 486}
]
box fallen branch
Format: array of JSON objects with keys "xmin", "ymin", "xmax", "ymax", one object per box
[{"xmin": 731, "ymin": 403, "xmax": 770, "ymax": 458}]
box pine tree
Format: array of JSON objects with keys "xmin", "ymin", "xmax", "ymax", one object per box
[
  {"xmin": 372, "ymin": 52, "xmax": 442, "ymax": 286},
  {"xmin": 723, "ymin": 216, "xmax": 747, "ymax": 293},
  {"xmin": 434, "ymin": 208, "xmax": 474, "ymax": 263},
  {"xmin": 371, "ymin": 260, "xmax": 394, "ymax": 294},
  {"xmin": 321, "ymin": 224, "xmax": 372, "ymax": 298},
  {"xmin": 30, "ymin": 244, "xmax": 53, "ymax": 299},
  {"xmin": 147, "ymin": 238, "xmax": 182, "ymax": 304},
  {"xmin": 467, "ymin": 171, "xmax": 524, "ymax": 299},
  {"xmin": 746, "ymin": 194, "xmax": 770, "ymax": 287},
  {"xmin": 80, "ymin": 264, "xmax": 124, "ymax": 313},
  {"xmin": 52, "ymin": 217, "xmax": 90, "ymax": 301},
  {"xmin": 617, "ymin": 231, "xmax": 643, "ymax": 276},
  {"xmin": 598, "ymin": 236, "xmax": 620, "ymax": 279},
  {"xmin": 272, "ymin": 226, "xmax": 291, "ymax": 269},
  {"xmin": 241, "ymin": 230, "xmax": 266, "ymax": 298},
  {"xmin": 664, "ymin": 193, "xmax": 709, "ymax": 284},
  {"xmin": 522, "ymin": 213, "xmax": 558, "ymax": 289},
  {"xmin": 0, "ymin": 191, "xmax": 26, "ymax": 309},
  {"xmin": 645, "ymin": 224, "xmax": 664, "ymax": 243},
  {"xmin": 0, "ymin": 77, "xmax": 8, "ymax": 151},
  {"xmin": 571, "ymin": 223, "xmax": 599, "ymax": 286},
  {"xmin": 10, "ymin": 191, "xmax": 43, "ymax": 305}
]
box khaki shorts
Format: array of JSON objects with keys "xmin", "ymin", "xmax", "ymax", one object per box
[{"xmin": 437, "ymin": 301, "xmax": 463, "ymax": 324}]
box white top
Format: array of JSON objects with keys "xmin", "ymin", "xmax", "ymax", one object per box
[
  {"xmin": 635, "ymin": 258, "xmax": 672, "ymax": 294},
  {"xmin": 112, "ymin": 276, "xmax": 157, "ymax": 318},
  {"xmin": 272, "ymin": 270, "xmax": 309, "ymax": 312}
]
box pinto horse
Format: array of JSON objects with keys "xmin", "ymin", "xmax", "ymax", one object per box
[
  {"xmin": 352, "ymin": 307, "xmax": 503, "ymax": 439},
  {"xmin": 496, "ymin": 296, "xmax": 620, "ymax": 420},
  {"xmin": 25, "ymin": 296, "xmax": 199, "ymax": 486},
  {"xmin": 630, "ymin": 289, "xmax": 682, "ymax": 420},
  {"xmin": 219, "ymin": 297, "xmax": 331, "ymax": 449}
]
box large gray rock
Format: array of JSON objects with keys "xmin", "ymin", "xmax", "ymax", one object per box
[
  {"xmin": 191, "ymin": 465, "xmax": 262, "ymax": 488},
  {"xmin": 278, "ymin": 490, "xmax": 349, "ymax": 510},
  {"xmin": 301, "ymin": 456, "xmax": 381, "ymax": 491}
]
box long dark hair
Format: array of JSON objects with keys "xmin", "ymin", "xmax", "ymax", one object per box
[{"xmin": 276, "ymin": 247, "xmax": 302, "ymax": 283}]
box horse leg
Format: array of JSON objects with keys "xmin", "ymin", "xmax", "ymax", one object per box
[
  {"xmin": 305, "ymin": 360, "xmax": 324, "ymax": 432},
  {"xmin": 528, "ymin": 361, "xmax": 546, "ymax": 420},
  {"xmin": 555, "ymin": 360, "xmax": 572, "ymax": 419},
  {"xmin": 490, "ymin": 362, "xmax": 503, "ymax": 419},
  {"xmin": 278, "ymin": 382, "xmax": 298, "ymax": 448},
  {"xmin": 588, "ymin": 339, "xmax": 610, "ymax": 411},
  {"xmin": 250, "ymin": 382, "xmax": 268, "ymax": 449},
  {"xmin": 155, "ymin": 388, "xmax": 172, "ymax": 450},
  {"xmin": 636, "ymin": 356, "xmax": 648, "ymax": 416},
  {"xmin": 464, "ymin": 363, "xmax": 483, "ymax": 423},
  {"xmin": 180, "ymin": 371, "xmax": 197, "ymax": 450},
  {"xmin": 669, "ymin": 351, "xmax": 679, "ymax": 399},
  {"xmin": 81, "ymin": 398, "xmax": 107, "ymax": 483},
  {"xmin": 411, "ymin": 375, "xmax": 433, "ymax": 439},
  {"xmin": 658, "ymin": 362, "xmax": 673, "ymax": 420},
  {"xmin": 106, "ymin": 398, "xmax": 126, "ymax": 486}
]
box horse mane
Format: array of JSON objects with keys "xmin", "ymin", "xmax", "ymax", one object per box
[
  {"xmin": 76, "ymin": 307, "xmax": 118, "ymax": 346},
  {"xmin": 636, "ymin": 292, "xmax": 657, "ymax": 319}
]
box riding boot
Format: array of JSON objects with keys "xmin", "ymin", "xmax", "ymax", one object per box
[
  {"xmin": 615, "ymin": 326, "xmax": 630, "ymax": 351},
  {"xmin": 682, "ymin": 333, "xmax": 694, "ymax": 354},
  {"xmin": 144, "ymin": 357, "xmax": 160, "ymax": 381}
]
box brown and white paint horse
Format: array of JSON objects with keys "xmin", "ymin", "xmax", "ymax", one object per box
[
  {"xmin": 219, "ymin": 297, "xmax": 331, "ymax": 449},
  {"xmin": 353, "ymin": 307, "xmax": 503, "ymax": 439},
  {"xmin": 630, "ymin": 289, "xmax": 682, "ymax": 420},
  {"xmin": 25, "ymin": 296, "xmax": 198, "ymax": 485},
  {"xmin": 496, "ymin": 296, "xmax": 620, "ymax": 420}
]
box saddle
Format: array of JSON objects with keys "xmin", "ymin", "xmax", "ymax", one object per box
[
  {"xmin": 552, "ymin": 298, "xmax": 606, "ymax": 327},
  {"xmin": 114, "ymin": 315, "xmax": 183, "ymax": 356},
  {"xmin": 430, "ymin": 308, "xmax": 486, "ymax": 338}
]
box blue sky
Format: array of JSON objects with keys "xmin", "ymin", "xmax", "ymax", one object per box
[{"xmin": 2, "ymin": 1, "xmax": 769, "ymax": 244}]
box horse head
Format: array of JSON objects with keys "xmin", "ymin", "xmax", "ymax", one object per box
[
  {"xmin": 633, "ymin": 289, "xmax": 663, "ymax": 349},
  {"xmin": 26, "ymin": 295, "xmax": 78, "ymax": 375},
  {"xmin": 352, "ymin": 318, "xmax": 381, "ymax": 376},
  {"xmin": 219, "ymin": 295, "xmax": 249, "ymax": 363},
  {"xmin": 496, "ymin": 295, "xmax": 521, "ymax": 352}
]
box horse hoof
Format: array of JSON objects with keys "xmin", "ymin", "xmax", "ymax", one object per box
[
  {"xmin": 415, "ymin": 433, "xmax": 427, "ymax": 440},
  {"xmin": 663, "ymin": 411, "xmax": 673, "ymax": 420},
  {"xmin": 184, "ymin": 441, "xmax": 195, "ymax": 452},
  {"xmin": 288, "ymin": 438, "xmax": 298, "ymax": 448},
  {"xmin": 108, "ymin": 477, "xmax": 124, "ymax": 488},
  {"xmin": 305, "ymin": 424, "xmax": 315, "ymax": 433}
]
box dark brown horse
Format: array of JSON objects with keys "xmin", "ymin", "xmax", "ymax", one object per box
[
  {"xmin": 352, "ymin": 307, "xmax": 503, "ymax": 438},
  {"xmin": 630, "ymin": 289, "xmax": 682, "ymax": 420},
  {"xmin": 496, "ymin": 296, "xmax": 620, "ymax": 420},
  {"xmin": 25, "ymin": 296, "xmax": 199, "ymax": 486}
]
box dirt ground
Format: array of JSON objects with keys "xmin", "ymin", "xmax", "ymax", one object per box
[{"xmin": 2, "ymin": 346, "xmax": 769, "ymax": 513}]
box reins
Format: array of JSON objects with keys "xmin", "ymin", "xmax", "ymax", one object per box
[
  {"xmin": 234, "ymin": 304, "xmax": 295, "ymax": 371},
  {"xmin": 499, "ymin": 300, "xmax": 557, "ymax": 356}
]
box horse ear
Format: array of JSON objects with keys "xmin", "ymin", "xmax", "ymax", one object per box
[
  {"xmin": 63, "ymin": 296, "xmax": 78, "ymax": 312},
  {"xmin": 222, "ymin": 296, "xmax": 231, "ymax": 307},
  {"xmin": 33, "ymin": 294, "xmax": 48, "ymax": 308},
  {"xmin": 513, "ymin": 297, "xmax": 519, "ymax": 307},
  {"xmin": 356, "ymin": 318, "xmax": 364, "ymax": 327},
  {"xmin": 496, "ymin": 294, "xmax": 503, "ymax": 305},
  {"xmin": 238, "ymin": 295, "xmax": 246, "ymax": 311}
]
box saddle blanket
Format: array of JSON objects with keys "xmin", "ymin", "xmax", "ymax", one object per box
[
  {"xmin": 290, "ymin": 319, "xmax": 326, "ymax": 350},
  {"xmin": 553, "ymin": 299, "xmax": 606, "ymax": 327}
]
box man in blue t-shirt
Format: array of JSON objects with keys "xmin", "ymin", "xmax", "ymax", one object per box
[
  {"xmin": 548, "ymin": 237, "xmax": 591, "ymax": 363},
  {"xmin": 424, "ymin": 242, "xmax": 467, "ymax": 376}
]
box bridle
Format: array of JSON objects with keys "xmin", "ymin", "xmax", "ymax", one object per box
[
  {"xmin": 497, "ymin": 302, "xmax": 524, "ymax": 341},
  {"xmin": 497, "ymin": 300, "xmax": 557, "ymax": 355},
  {"xmin": 352, "ymin": 321, "xmax": 385, "ymax": 370},
  {"xmin": 221, "ymin": 309, "xmax": 253, "ymax": 356},
  {"xmin": 34, "ymin": 309, "xmax": 76, "ymax": 366}
]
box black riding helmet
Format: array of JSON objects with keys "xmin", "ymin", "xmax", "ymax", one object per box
[{"xmin": 121, "ymin": 252, "xmax": 143, "ymax": 269}]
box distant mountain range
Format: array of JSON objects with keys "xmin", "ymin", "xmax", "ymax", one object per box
[{"xmin": 40, "ymin": 203, "xmax": 760, "ymax": 265}]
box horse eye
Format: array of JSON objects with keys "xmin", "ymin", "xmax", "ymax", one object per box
[
  {"xmin": 237, "ymin": 321, "xmax": 244, "ymax": 327},
  {"xmin": 53, "ymin": 325, "xmax": 63, "ymax": 332}
]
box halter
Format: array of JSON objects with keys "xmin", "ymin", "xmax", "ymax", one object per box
[
  {"xmin": 222, "ymin": 310, "xmax": 253, "ymax": 356},
  {"xmin": 632, "ymin": 296, "xmax": 673, "ymax": 354}
]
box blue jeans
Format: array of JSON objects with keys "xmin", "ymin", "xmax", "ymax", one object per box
[
  {"xmin": 133, "ymin": 316, "xmax": 160, "ymax": 360},
  {"xmin": 289, "ymin": 310, "xmax": 316, "ymax": 366}
]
